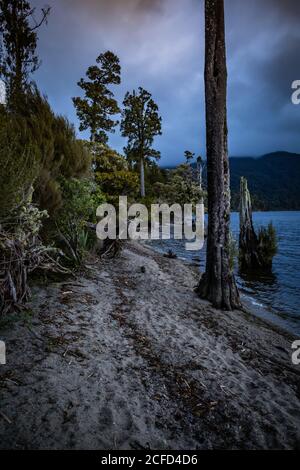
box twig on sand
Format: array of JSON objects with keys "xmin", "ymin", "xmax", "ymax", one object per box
[
  {"xmin": 27, "ymin": 327, "xmax": 44, "ymax": 343},
  {"xmin": 63, "ymin": 347, "xmax": 69, "ymax": 357},
  {"xmin": 0, "ymin": 410, "xmax": 12, "ymax": 424}
]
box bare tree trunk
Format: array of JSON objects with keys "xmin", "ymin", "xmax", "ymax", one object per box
[
  {"xmin": 140, "ymin": 157, "xmax": 145, "ymax": 198},
  {"xmin": 197, "ymin": 159, "xmax": 203, "ymax": 192},
  {"xmin": 239, "ymin": 177, "xmax": 264, "ymax": 270},
  {"xmin": 196, "ymin": 0, "xmax": 241, "ymax": 310}
]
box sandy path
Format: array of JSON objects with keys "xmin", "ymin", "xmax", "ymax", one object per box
[{"xmin": 0, "ymin": 242, "xmax": 300, "ymax": 449}]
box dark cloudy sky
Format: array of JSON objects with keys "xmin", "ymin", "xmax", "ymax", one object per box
[{"xmin": 30, "ymin": 0, "xmax": 300, "ymax": 165}]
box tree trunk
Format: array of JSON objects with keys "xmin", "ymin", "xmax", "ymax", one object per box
[
  {"xmin": 197, "ymin": 160, "xmax": 203, "ymax": 192},
  {"xmin": 196, "ymin": 0, "xmax": 241, "ymax": 310},
  {"xmin": 140, "ymin": 157, "xmax": 145, "ymax": 198},
  {"xmin": 239, "ymin": 177, "xmax": 263, "ymax": 270}
]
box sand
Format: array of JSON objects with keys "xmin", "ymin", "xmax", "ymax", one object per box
[{"xmin": 0, "ymin": 241, "xmax": 300, "ymax": 450}]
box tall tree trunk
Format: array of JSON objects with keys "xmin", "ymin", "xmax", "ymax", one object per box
[
  {"xmin": 140, "ymin": 157, "xmax": 145, "ymax": 198},
  {"xmin": 196, "ymin": 0, "xmax": 241, "ymax": 310}
]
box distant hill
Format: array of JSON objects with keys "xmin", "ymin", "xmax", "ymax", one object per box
[
  {"xmin": 178, "ymin": 151, "xmax": 300, "ymax": 211},
  {"xmin": 230, "ymin": 152, "xmax": 300, "ymax": 210}
]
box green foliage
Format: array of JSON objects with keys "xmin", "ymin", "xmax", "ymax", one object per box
[
  {"xmin": 73, "ymin": 51, "xmax": 121, "ymax": 143},
  {"xmin": 0, "ymin": 107, "xmax": 39, "ymax": 218},
  {"xmin": 13, "ymin": 187, "xmax": 49, "ymax": 240},
  {"xmin": 0, "ymin": 0, "xmax": 50, "ymax": 108},
  {"xmin": 121, "ymin": 87, "xmax": 162, "ymax": 197},
  {"xmin": 86, "ymin": 141, "xmax": 139, "ymax": 203},
  {"xmin": 154, "ymin": 164, "xmax": 205, "ymax": 206},
  {"xmin": 59, "ymin": 177, "xmax": 105, "ymax": 225},
  {"xmin": 21, "ymin": 89, "xmax": 91, "ymax": 217},
  {"xmin": 257, "ymin": 222, "xmax": 278, "ymax": 267},
  {"xmin": 121, "ymin": 87, "xmax": 162, "ymax": 164},
  {"xmin": 229, "ymin": 152, "xmax": 300, "ymax": 211},
  {"xmin": 143, "ymin": 161, "xmax": 168, "ymax": 202},
  {"xmin": 0, "ymin": 189, "xmax": 63, "ymax": 316},
  {"xmin": 55, "ymin": 177, "xmax": 105, "ymax": 266},
  {"xmin": 0, "ymin": 88, "xmax": 93, "ymax": 266}
]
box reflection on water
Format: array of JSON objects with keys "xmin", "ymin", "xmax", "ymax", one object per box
[
  {"xmin": 238, "ymin": 269, "xmax": 278, "ymax": 294},
  {"xmin": 148, "ymin": 212, "xmax": 300, "ymax": 336}
]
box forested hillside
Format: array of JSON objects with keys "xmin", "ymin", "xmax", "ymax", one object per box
[
  {"xmin": 184, "ymin": 152, "xmax": 300, "ymax": 211},
  {"xmin": 230, "ymin": 152, "xmax": 300, "ymax": 210}
]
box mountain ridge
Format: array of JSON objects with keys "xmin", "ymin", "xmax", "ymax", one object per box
[
  {"xmin": 162, "ymin": 151, "xmax": 300, "ymax": 210},
  {"xmin": 229, "ymin": 151, "xmax": 300, "ymax": 210}
]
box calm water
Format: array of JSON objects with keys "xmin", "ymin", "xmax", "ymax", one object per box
[{"xmin": 148, "ymin": 212, "xmax": 300, "ymax": 336}]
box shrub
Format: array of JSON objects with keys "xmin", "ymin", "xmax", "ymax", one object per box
[
  {"xmin": 154, "ymin": 164, "xmax": 205, "ymax": 206},
  {"xmin": 55, "ymin": 177, "xmax": 105, "ymax": 265},
  {"xmin": 20, "ymin": 88, "xmax": 91, "ymax": 217},
  {"xmin": 0, "ymin": 107, "xmax": 39, "ymax": 218},
  {"xmin": 258, "ymin": 222, "xmax": 278, "ymax": 268},
  {"xmin": 86, "ymin": 141, "xmax": 140, "ymax": 204},
  {"xmin": 0, "ymin": 189, "xmax": 65, "ymax": 316}
]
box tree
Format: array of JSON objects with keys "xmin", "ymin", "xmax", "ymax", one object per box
[
  {"xmin": 0, "ymin": 0, "xmax": 50, "ymax": 108},
  {"xmin": 154, "ymin": 163, "xmax": 205, "ymax": 206},
  {"xmin": 184, "ymin": 150, "xmax": 195, "ymax": 164},
  {"xmin": 85, "ymin": 141, "xmax": 139, "ymax": 204},
  {"xmin": 73, "ymin": 51, "xmax": 121, "ymax": 143},
  {"xmin": 121, "ymin": 87, "xmax": 162, "ymax": 198},
  {"xmin": 196, "ymin": 0, "xmax": 241, "ymax": 310}
]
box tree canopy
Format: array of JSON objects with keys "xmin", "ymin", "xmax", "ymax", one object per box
[
  {"xmin": 73, "ymin": 51, "xmax": 121, "ymax": 143},
  {"xmin": 121, "ymin": 87, "xmax": 162, "ymax": 197},
  {"xmin": 121, "ymin": 87, "xmax": 162, "ymax": 163},
  {"xmin": 0, "ymin": 0, "xmax": 50, "ymax": 108}
]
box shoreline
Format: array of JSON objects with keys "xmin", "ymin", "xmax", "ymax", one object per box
[
  {"xmin": 0, "ymin": 241, "xmax": 300, "ymax": 449},
  {"xmin": 144, "ymin": 240, "xmax": 300, "ymax": 341},
  {"xmin": 142, "ymin": 226, "xmax": 300, "ymax": 338}
]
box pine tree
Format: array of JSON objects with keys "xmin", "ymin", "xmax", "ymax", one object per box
[
  {"xmin": 121, "ymin": 87, "xmax": 162, "ymax": 198},
  {"xmin": 73, "ymin": 51, "xmax": 121, "ymax": 143}
]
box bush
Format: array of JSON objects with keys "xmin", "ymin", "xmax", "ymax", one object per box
[
  {"xmin": 0, "ymin": 189, "xmax": 65, "ymax": 316},
  {"xmin": 0, "ymin": 107, "xmax": 40, "ymax": 218},
  {"xmin": 55, "ymin": 177, "xmax": 105, "ymax": 265},
  {"xmin": 86, "ymin": 142, "xmax": 139, "ymax": 204},
  {"xmin": 154, "ymin": 164, "xmax": 205, "ymax": 206},
  {"xmin": 258, "ymin": 222, "xmax": 278, "ymax": 268},
  {"xmin": 20, "ymin": 88, "xmax": 91, "ymax": 217}
]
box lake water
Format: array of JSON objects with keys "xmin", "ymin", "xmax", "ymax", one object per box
[{"xmin": 147, "ymin": 212, "xmax": 300, "ymax": 336}]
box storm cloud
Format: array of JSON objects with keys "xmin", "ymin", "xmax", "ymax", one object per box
[{"xmin": 30, "ymin": 0, "xmax": 300, "ymax": 164}]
